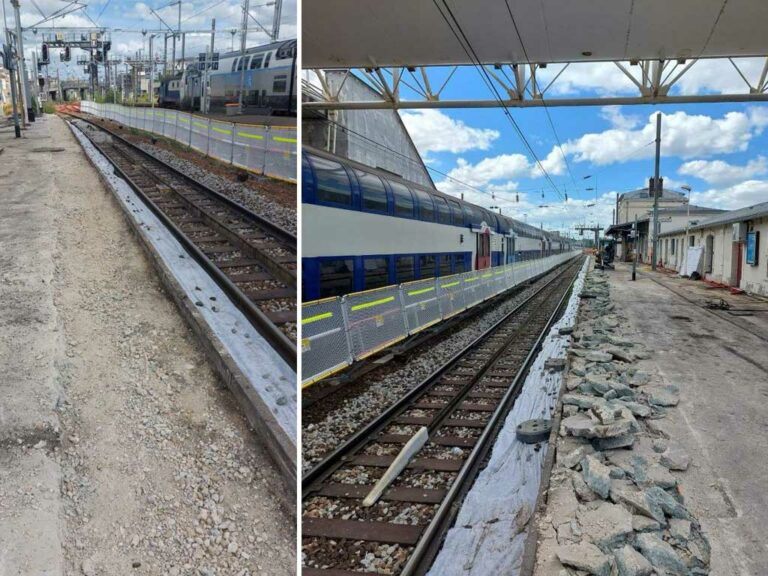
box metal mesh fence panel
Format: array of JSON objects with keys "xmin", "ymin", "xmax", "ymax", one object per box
[
  {"xmin": 344, "ymin": 286, "xmax": 407, "ymax": 360},
  {"xmin": 208, "ymin": 119, "xmax": 235, "ymax": 164},
  {"xmin": 265, "ymin": 126, "xmax": 297, "ymax": 181},
  {"xmin": 437, "ymin": 273, "xmax": 466, "ymax": 319},
  {"xmin": 175, "ymin": 111, "xmax": 192, "ymax": 145},
  {"xmin": 401, "ymin": 278, "xmax": 441, "ymax": 334},
  {"xmin": 189, "ymin": 116, "xmax": 209, "ymax": 153},
  {"xmin": 233, "ymin": 124, "xmax": 268, "ymax": 173},
  {"xmin": 301, "ymin": 297, "xmax": 352, "ymax": 386},
  {"xmin": 462, "ymin": 270, "xmax": 485, "ymax": 308}
]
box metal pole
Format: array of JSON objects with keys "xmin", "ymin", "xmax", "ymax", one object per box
[
  {"xmin": 149, "ymin": 34, "xmax": 155, "ymax": 110},
  {"xmin": 163, "ymin": 33, "xmax": 168, "ymax": 75},
  {"xmin": 651, "ymin": 112, "xmax": 661, "ymax": 271},
  {"xmin": 684, "ymin": 188, "xmax": 691, "ymax": 276},
  {"xmin": 5, "ymin": 33, "xmax": 21, "ymax": 136},
  {"xmin": 181, "ymin": 31, "xmax": 185, "ymax": 66},
  {"xmin": 271, "ymin": 0, "xmax": 282, "ymax": 41},
  {"xmin": 632, "ymin": 215, "xmax": 638, "ymax": 281},
  {"xmin": 10, "ymin": 0, "xmax": 29, "ymax": 123},
  {"xmin": 238, "ymin": 0, "xmax": 249, "ymax": 111}
]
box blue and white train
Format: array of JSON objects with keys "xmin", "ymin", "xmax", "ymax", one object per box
[
  {"xmin": 302, "ymin": 147, "xmax": 573, "ymax": 301},
  {"xmin": 158, "ymin": 39, "xmax": 297, "ymax": 114}
]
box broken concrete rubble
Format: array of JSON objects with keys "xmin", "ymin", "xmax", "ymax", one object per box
[{"xmin": 531, "ymin": 269, "xmax": 711, "ymax": 576}]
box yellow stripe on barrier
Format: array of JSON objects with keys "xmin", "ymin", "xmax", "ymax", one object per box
[
  {"xmin": 464, "ymin": 277, "xmax": 478, "ymax": 283},
  {"xmin": 495, "ymin": 270, "xmax": 506, "ymax": 275},
  {"xmin": 407, "ymin": 287, "xmax": 435, "ymax": 296},
  {"xmin": 441, "ymin": 281, "xmax": 460, "ymax": 288},
  {"xmin": 482, "ymin": 273, "xmax": 493, "ymax": 278},
  {"xmin": 193, "ymin": 121, "xmax": 208, "ymax": 129},
  {"xmin": 273, "ymin": 136, "xmax": 297, "ymax": 143},
  {"xmin": 177, "ymin": 117, "xmax": 190, "ymax": 124},
  {"xmin": 237, "ymin": 132, "xmax": 265, "ymax": 140},
  {"xmin": 302, "ymin": 311, "xmax": 333, "ymax": 325},
  {"xmin": 211, "ymin": 126, "xmax": 231, "ymax": 135},
  {"xmin": 350, "ymin": 296, "xmax": 395, "ymax": 312}
]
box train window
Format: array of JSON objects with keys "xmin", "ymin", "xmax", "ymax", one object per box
[
  {"xmin": 391, "ymin": 182, "xmax": 415, "ymax": 218},
  {"xmin": 419, "ymin": 255, "xmax": 436, "ymax": 279},
  {"xmin": 396, "ymin": 256, "xmax": 415, "ymax": 283},
  {"xmin": 319, "ymin": 259, "xmax": 354, "ymax": 297},
  {"xmin": 364, "ymin": 257, "xmax": 389, "ymax": 290},
  {"xmin": 448, "ymin": 200, "xmax": 463, "ymax": 225},
  {"xmin": 312, "ymin": 156, "xmax": 352, "ymax": 205},
  {"xmin": 415, "ymin": 190, "xmax": 435, "ymax": 222},
  {"xmin": 439, "ymin": 254, "xmax": 451, "ymax": 276},
  {"xmin": 236, "ymin": 57, "xmax": 248, "ymax": 71},
  {"xmin": 273, "ymin": 75, "xmax": 288, "ymax": 94},
  {"xmin": 434, "ymin": 197, "xmax": 451, "ymax": 225},
  {"xmin": 249, "ymin": 54, "xmax": 264, "ymax": 69},
  {"xmin": 264, "ymin": 52, "xmax": 272, "ymax": 68},
  {"xmin": 231, "ymin": 58, "xmax": 239, "ymax": 72},
  {"xmin": 454, "ymin": 253, "xmax": 467, "ymax": 273},
  {"xmin": 356, "ymin": 170, "xmax": 388, "ymax": 213}
]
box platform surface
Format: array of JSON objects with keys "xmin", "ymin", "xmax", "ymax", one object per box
[{"xmin": 613, "ymin": 264, "xmax": 768, "ymax": 574}]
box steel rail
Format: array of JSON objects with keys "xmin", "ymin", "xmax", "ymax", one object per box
[
  {"xmin": 65, "ymin": 116, "xmax": 297, "ymax": 369},
  {"xmin": 403, "ymin": 257, "xmax": 583, "ymax": 575},
  {"xmin": 302, "ymin": 256, "xmax": 581, "ymax": 490}
]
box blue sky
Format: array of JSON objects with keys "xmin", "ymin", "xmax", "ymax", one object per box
[
  {"xmin": 3, "ymin": 0, "xmax": 295, "ymax": 80},
  {"xmin": 393, "ymin": 61, "xmax": 768, "ymax": 235}
]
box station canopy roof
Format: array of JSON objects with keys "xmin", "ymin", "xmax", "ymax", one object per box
[{"xmin": 304, "ymin": 0, "xmax": 768, "ymax": 69}]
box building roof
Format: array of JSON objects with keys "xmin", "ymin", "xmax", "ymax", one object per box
[
  {"xmin": 619, "ymin": 188, "xmax": 687, "ymax": 201},
  {"xmin": 659, "ymin": 201, "xmax": 768, "ymax": 237},
  {"xmin": 656, "ymin": 205, "xmax": 725, "ymax": 214}
]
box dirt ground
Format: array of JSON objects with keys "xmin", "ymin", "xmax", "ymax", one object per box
[{"xmin": 0, "ymin": 115, "xmax": 295, "ymax": 576}]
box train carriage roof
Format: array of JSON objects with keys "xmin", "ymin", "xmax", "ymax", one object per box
[{"xmin": 304, "ymin": 146, "xmax": 553, "ymax": 241}]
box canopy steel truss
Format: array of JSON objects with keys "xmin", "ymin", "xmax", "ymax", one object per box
[{"xmin": 303, "ymin": 57, "xmax": 768, "ymax": 110}]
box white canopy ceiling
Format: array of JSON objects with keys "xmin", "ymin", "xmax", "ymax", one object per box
[{"xmin": 303, "ymin": 0, "xmax": 768, "ymax": 69}]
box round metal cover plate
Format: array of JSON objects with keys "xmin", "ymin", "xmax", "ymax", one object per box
[{"xmin": 516, "ymin": 419, "xmax": 552, "ymax": 444}]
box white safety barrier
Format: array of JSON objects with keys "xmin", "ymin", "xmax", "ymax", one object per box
[
  {"xmin": 79, "ymin": 101, "xmax": 296, "ymax": 183},
  {"xmin": 301, "ymin": 251, "xmax": 582, "ymax": 387}
]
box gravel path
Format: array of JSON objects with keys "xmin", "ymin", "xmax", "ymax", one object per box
[
  {"xmin": 136, "ymin": 143, "xmax": 297, "ymax": 236},
  {"xmin": 302, "ymin": 264, "xmax": 571, "ymax": 472}
]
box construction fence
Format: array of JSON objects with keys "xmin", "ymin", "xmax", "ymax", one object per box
[
  {"xmin": 79, "ymin": 101, "xmax": 296, "ymax": 182},
  {"xmin": 301, "ymin": 251, "xmax": 581, "ymax": 387}
]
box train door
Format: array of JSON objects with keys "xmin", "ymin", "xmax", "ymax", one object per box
[{"xmin": 476, "ymin": 230, "xmax": 491, "ymax": 270}]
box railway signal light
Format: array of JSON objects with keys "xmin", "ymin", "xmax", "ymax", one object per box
[{"xmin": 41, "ymin": 43, "xmax": 49, "ymax": 63}]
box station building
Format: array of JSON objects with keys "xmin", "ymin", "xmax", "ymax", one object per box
[
  {"xmin": 607, "ymin": 179, "xmax": 724, "ymax": 263},
  {"xmin": 658, "ymin": 201, "xmax": 768, "ymax": 296}
]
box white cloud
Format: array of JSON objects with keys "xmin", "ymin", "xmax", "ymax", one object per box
[
  {"xmin": 691, "ymin": 181, "xmax": 768, "ymax": 210},
  {"xmin": 678, "ymin": 157, "xmax": 768, "ymax": 186},
  {"xmin": 537, "ymin": 62, "xmax": 637, "ymax": 96},
  {"xmin": 535, "ymin": 147, "xmax": 566, "ymax": 177},
  {"xmin": 600, "ymin": 106, "xmax": 640, "ymax": 130},
  {"xmin": 400, "ymin": 110, "xmax": 499, "ymax": 155},
  {"xmin": 440, "ymin": 154, "xmax": 530, "ymax": 188},
  {"xmin": 556, "ymin": 109, "xmax": 764, "ymax": 167}
]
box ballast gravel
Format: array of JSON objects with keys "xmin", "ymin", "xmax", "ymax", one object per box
[{"xmin": 136, "ymin": 143, "xmax": 297, "ymax": 235}]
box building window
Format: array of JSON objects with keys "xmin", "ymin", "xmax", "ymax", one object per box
[
  {"xmin": 396, "ymin": 256, "xmax": 415, "ymax": 284},
  {"xmin": 356, "ymin": 170, "xmax": 387, "ymax": 213},
  {"xmin": 439, "ymin": 254, "xmax": 451, "ymax": 276},
  {"xmin": 363, "ymin": 257, "xmax": 389, "ymax": 290},
  {"xmin": 312, "ymin": 156, "xmax": 352, "ymax": 205},
  {"xmin": 391, "ymin": 182, "xmax": 414, "ymax": 218},
  {"xmin": 419, "ymin": 254, "xmax": 436, "ymax": 278},
  {"xmin": 319, "ymin": 259, "xmax": 354, "ymax": 297},
  {"xmin": 454, "ymin": 253, "xmax": 466, "ymax": 273},
  {"xmin": 272, "ymin": 75, "xmax": 287, "ymax": 93},
  {"xmin": 689, "ymin": 235, "xmax": 695, "ymax": 247}
]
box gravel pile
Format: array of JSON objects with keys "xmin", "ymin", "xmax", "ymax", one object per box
[
  {"xmin": 136, "ymin": 143, "xmax": 297, "ymax": 235},
  {"xmin": 302, "ymin": 265, "xmax": 571, "ymax": 471}
]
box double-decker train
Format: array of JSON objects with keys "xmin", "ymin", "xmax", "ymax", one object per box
[
  {"xmin": 158, "ymin": 39, "xmax": 297, "ymax": 114},
  {"xmin": 302, "ymin": 147, "xmax": 573, "ymax": 301}
]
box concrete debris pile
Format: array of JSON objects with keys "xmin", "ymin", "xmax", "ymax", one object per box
[{"xmin": 533, "ymin": 271, "xmax": 710, "ymax": 576}]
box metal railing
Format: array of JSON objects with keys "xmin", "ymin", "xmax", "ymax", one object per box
[
  {"xmin": 79, "ymin": 101, "xmax": 297, "ymax": 183},
  {"xmin": 301, "ymin": 251, "xmax": 581, "ymax": 387}
]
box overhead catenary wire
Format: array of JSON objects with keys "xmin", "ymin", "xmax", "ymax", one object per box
[
  {"xmin": 430, "ymin": 0, "xmax": 565, "ymax": 201},
  {"xmin": 501, "ymin": 0, "xmax": 577, "ymax": 189}
]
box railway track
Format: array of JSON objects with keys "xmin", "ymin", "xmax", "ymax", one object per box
[
  {"xmin": 64, "ymin": 113, "xmax": 297, "ymax": 368},
  {"xmin": 301, "ymin": 257, "xmax": 584, "ymax": 575}
]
